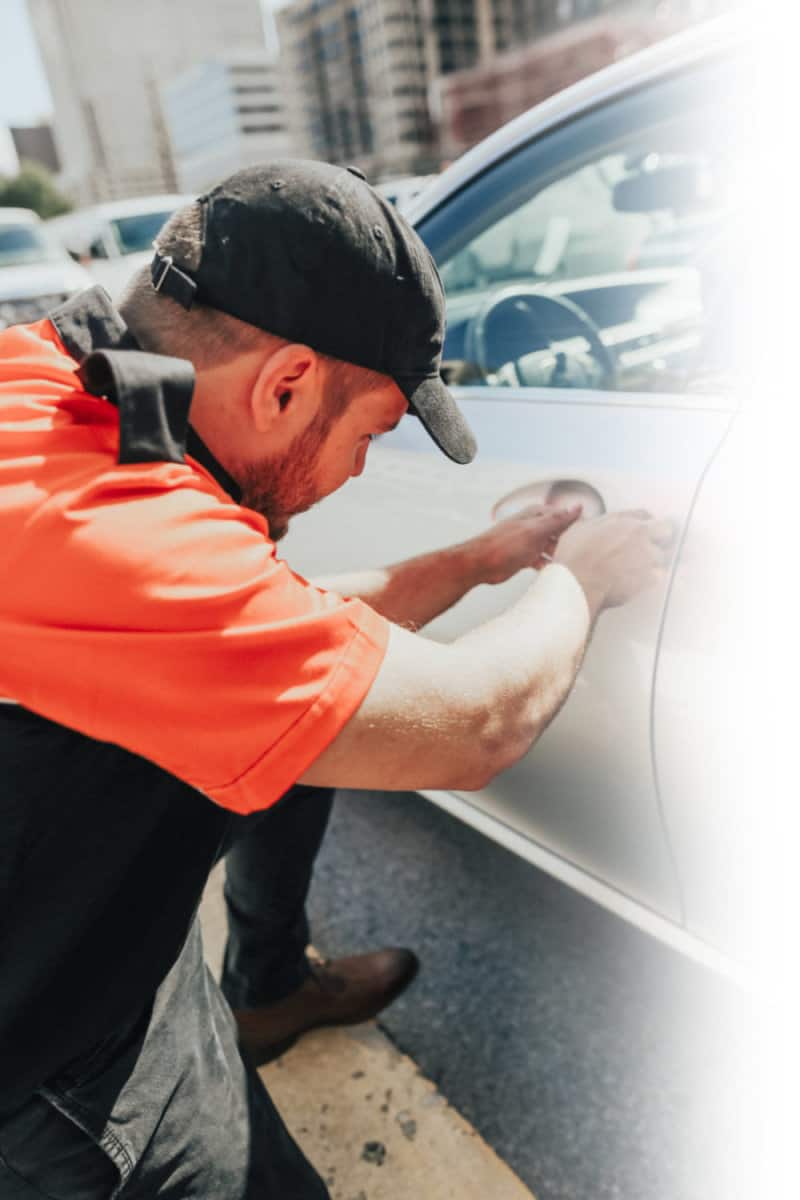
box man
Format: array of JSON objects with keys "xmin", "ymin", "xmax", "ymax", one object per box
[{"xmin": 0, "ymin": 161, "xmax": 668, "ymax": 1198}]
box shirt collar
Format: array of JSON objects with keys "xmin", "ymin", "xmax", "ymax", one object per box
[
  {"xmin": 50, "ymin": 286, "xmax": 242, "ymax": 503},
  {"xmin": 185, "ymin": 427, "xmax": 242, "ymax": 503}
]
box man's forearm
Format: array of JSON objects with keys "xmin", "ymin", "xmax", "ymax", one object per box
[
  {"xmin": 313, "ymin": 540, "xmax": 487, "ymax": 630},
  {"xmin": 299, "ymin": 563, "xmax": 595, "ymax": 792},
  {"xmin": 450, "ymin": 563, "xmax": 595, "ymax": 781},
  {"xmin": 313, "ymin": 504, "xmax": 584, "ymax": 629},
  {"xmin": 301, "ymin": 514, "xmax": 664, "ymax": 793}
]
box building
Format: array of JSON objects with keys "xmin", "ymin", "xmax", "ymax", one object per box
[
  {"xmin": 275, "ymin": 1, "xmax": 627, "ymax": 180},
  {"xmin": 277, "ymin": 0, "xmax": 437, "ymax": 181},
  {"xmin": 436, "ymin": 1, "xmax": 730, "ymax": 159},
  {"xmin": 163, "ymin": 53, "xmax": 292, "ymax": 194},
  {"xmin": 277, "ymin": 1, "xmax": 727, "ymax": 179},
  {"xmin": 409, "ymin": 2, "xmax": 626, "ymax": 92},
  {"xmin": 27, "ymin": 0, "xmax": 269, "ymax": 205},
  {"xmin": 9, "ymin": 124, "xmax": 60, "ymax": 174}
]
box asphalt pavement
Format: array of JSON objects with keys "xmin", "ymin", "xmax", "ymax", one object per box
[
  {"xmin": 200, "ymin": 866, "xmax": 533, "ymax": 1200},
  {"xmin": 307, "ymin": 789, "xmax": 757, "ymax": 1200}
]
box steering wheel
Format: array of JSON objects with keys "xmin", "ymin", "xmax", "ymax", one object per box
[{"xmin": 464, "ymin": 286, "xmax": 616, "ymax": 390}]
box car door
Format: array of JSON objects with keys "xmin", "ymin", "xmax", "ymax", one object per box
[
  {"xmin": 651, "ymin": 410, "xmax": 756, "ymax": 962},
  {"xmin": 287, "ymin": 51, "xmax": 743, "ymax": 926}
]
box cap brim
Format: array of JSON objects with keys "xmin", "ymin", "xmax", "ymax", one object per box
[{"xmin": 400, "ymin": 375, "xmax": 477, "ymax": 465}]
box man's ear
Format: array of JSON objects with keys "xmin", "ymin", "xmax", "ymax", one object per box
[{"xmin": 249, "ymin": 343, "xmax": 321, "ymax": 435}]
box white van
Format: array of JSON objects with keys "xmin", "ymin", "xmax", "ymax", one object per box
[{"xmin": 47, "ymin": 194, "xmax": 193, "ymax": 301}]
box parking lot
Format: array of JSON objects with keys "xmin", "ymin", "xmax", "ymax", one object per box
[{"xmin": 205, "ymin": 788, "xmax": 756, "ymax": 1200}]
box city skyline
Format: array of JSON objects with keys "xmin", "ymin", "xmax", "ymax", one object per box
[
  {"xmin": 0, "ymin": 0, "xmax": 286, "ymax": 175},
  {"xmin": 2, "ymin": 1, "xmax": 722, "ymax": 189},
  {"xmin": 25, "ymin": 0, "xmax": 280, "ymax": 203},
  {"xmin": 0, "ymin": 0, "xmax": 295, "ymax": 127}
]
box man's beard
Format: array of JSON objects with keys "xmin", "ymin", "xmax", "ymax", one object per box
[{"xmin": 238, "ymin": 408, "xmax": 333, "ymax": 542}]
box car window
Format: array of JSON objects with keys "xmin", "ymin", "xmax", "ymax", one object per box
[
  {"xmin": 110, "ymin": 210, "xmax": 176, "ymax": 255},
  {"xmin": 88, "ymin": 234, "xmax": 109, "ymax": 260},
  {"xmin": 420, "ymin": 58, "xmax": 745, "ymax": 399},
  {"xmin": 0, "ymin": 224, "xmax": 65, "ymax": 268}
]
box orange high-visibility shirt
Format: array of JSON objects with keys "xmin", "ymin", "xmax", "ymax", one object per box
[{"xmin": 0, "ymin": 310, "xmax": 389, "ymax": 814}]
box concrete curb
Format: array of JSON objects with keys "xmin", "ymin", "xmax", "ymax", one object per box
[
  {"xmin": 260, "ymin": 1024, "xmax": 534, "ymax": 1200},
  {"xmin": 200, "ymin": 863, "xmax": 534, "ymax": 1199}
]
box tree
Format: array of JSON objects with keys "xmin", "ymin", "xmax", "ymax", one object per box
[{"xmin": 0, "ymin": 161, "xmax": 72, "ymax": 219}]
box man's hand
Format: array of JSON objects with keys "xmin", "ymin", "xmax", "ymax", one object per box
[
  {"xmin": 302, "ymin": 507, "xmax": 675, "ymax": 794},
  {"xmin": 554, "ymin": 510, "xmax": 674, "ymax": 616},
  {"xmin": 314, "ymin": 503, "xmax": 582, "ymax": 629},
  {"xmin": 466, "ymin": 503, "xmax": 583, "ymax": 585}
]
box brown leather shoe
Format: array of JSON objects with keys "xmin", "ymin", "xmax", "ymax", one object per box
[{"xmin": 232, "ymin": 948, "xmax": 419, "ymax": 1065}]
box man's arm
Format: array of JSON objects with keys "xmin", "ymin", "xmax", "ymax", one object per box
[
  {"xmin": 300, "ymin": 512, "xmax": 672, "ymax": 793},
  {"xmin": 312, "ymin": 504, "xmax": 580, "ymax": 630}
]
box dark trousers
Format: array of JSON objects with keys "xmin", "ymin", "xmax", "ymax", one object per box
[
  {"xmin": 0, "ymin": 786, "xmax": 335, "ymax": 1199},
  {"xmin": 220, "ymin": 785, "xmax": 335, "ymax": 1010}
]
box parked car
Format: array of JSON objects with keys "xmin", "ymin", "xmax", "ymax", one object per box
[
  {"xmin": 375, "ymin": 175, "xmax": 436, "ymax": 214},
  {"xmin": 0, "ymin": 208, "xmax": 93, "ymax": 330},
  {"xmin": 46, "ymin": 193, "xmax": 193, "ymax": 300},
  {"xmin": 287, "ymin": 17, "xmax": 750, "ymax": 980}
]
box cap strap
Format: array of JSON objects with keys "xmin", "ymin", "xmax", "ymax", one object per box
[{"xmin": 151, "ymin": 251, "xmax": 198, "ymax": 310}]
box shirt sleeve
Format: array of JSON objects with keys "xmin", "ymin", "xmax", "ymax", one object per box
[{"xmin": 0, "ymin": 455, "xmax": 389, "ymax": 814}]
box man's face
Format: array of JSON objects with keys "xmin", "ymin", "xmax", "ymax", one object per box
[{"xmin": 240, "ymin": 373, "xmax": 408, "ymax": 541}]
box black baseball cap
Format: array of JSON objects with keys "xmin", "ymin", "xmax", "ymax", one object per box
[{"xmin": 150, "ymin": 160, "xmax": 477, "ymax": 464}]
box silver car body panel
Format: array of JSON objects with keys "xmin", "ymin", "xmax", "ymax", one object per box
[
  {"xmin": 653, "ymin": 412, "xmax": 755, "ymax": 965},
  {"xmin": 288, "ymin": 395, "xmax": 733, "ymax": 926},
  {"xmin": 418, "ymin": 787, "xmax": 747, "ymax": 985}
]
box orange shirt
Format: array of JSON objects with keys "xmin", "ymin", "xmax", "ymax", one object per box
[{"xmin": 0, "ymin": 313, "xmax": 389, "ymax": 814}]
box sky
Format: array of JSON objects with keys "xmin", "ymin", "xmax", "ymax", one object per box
[
  {"xmin": 0, "ymin": 0, "xmax": 53, "ymax": 173},
  {"xmin": 0, "ymin": 0, "xmax": 53, "ymax": 125}
]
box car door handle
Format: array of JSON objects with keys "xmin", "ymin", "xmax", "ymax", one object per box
[{"xmin": 491, "ymin": 479, "xmax": 606, "ymax": 522}]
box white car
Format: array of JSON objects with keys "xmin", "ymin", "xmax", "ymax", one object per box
[
  {"xmin": 375, "ymin": 175, "xmax": 436, "ymax": 214},
  {"xmin": 46, "ymin": 193, "xmax": 193, "ymax": 301},
  {"xmin": 0, "ymin": 208, "xmax": 93, "ymax": 330},
  {"xmin": 287, "ymin": 17, "xmax": 751, "ymax": 981}
]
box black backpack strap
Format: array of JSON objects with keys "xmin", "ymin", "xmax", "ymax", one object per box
[{"xmin": 79, "ymin": 349, "xmax": 195, "ymax": 465}]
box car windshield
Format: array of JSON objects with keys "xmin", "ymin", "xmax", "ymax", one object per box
[
  {"xmin": 0, "ymin": 223, "xmax": 64, "ymax": 268},
  {"xmin": 110, "ymin": 210, "xmax": 175, "ymax": 255}
]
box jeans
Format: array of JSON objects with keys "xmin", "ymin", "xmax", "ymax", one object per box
[
  {"xmin": 220, "ymin": 785, "xmax": 335, "ymax": 1010},
  {"xmin": 0, "ymin": 785, "xmax": 335, "ymax": 1199}
]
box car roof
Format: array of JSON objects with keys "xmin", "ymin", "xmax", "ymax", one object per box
[
  {"xmin": 407, "ymin": 14, "xmax": 743, "ymax": 225},
  {"xmin": 377, "ymin": 175, "xmax": 434, "ymax": 191},
  {"xmin": 0, "ymin": 207, "xmax": 42, "ymax": 226}
]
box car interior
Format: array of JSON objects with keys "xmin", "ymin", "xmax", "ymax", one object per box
[{"xmin": 430, "ymin": 97, "xmax": 740, "ymax": 398}]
